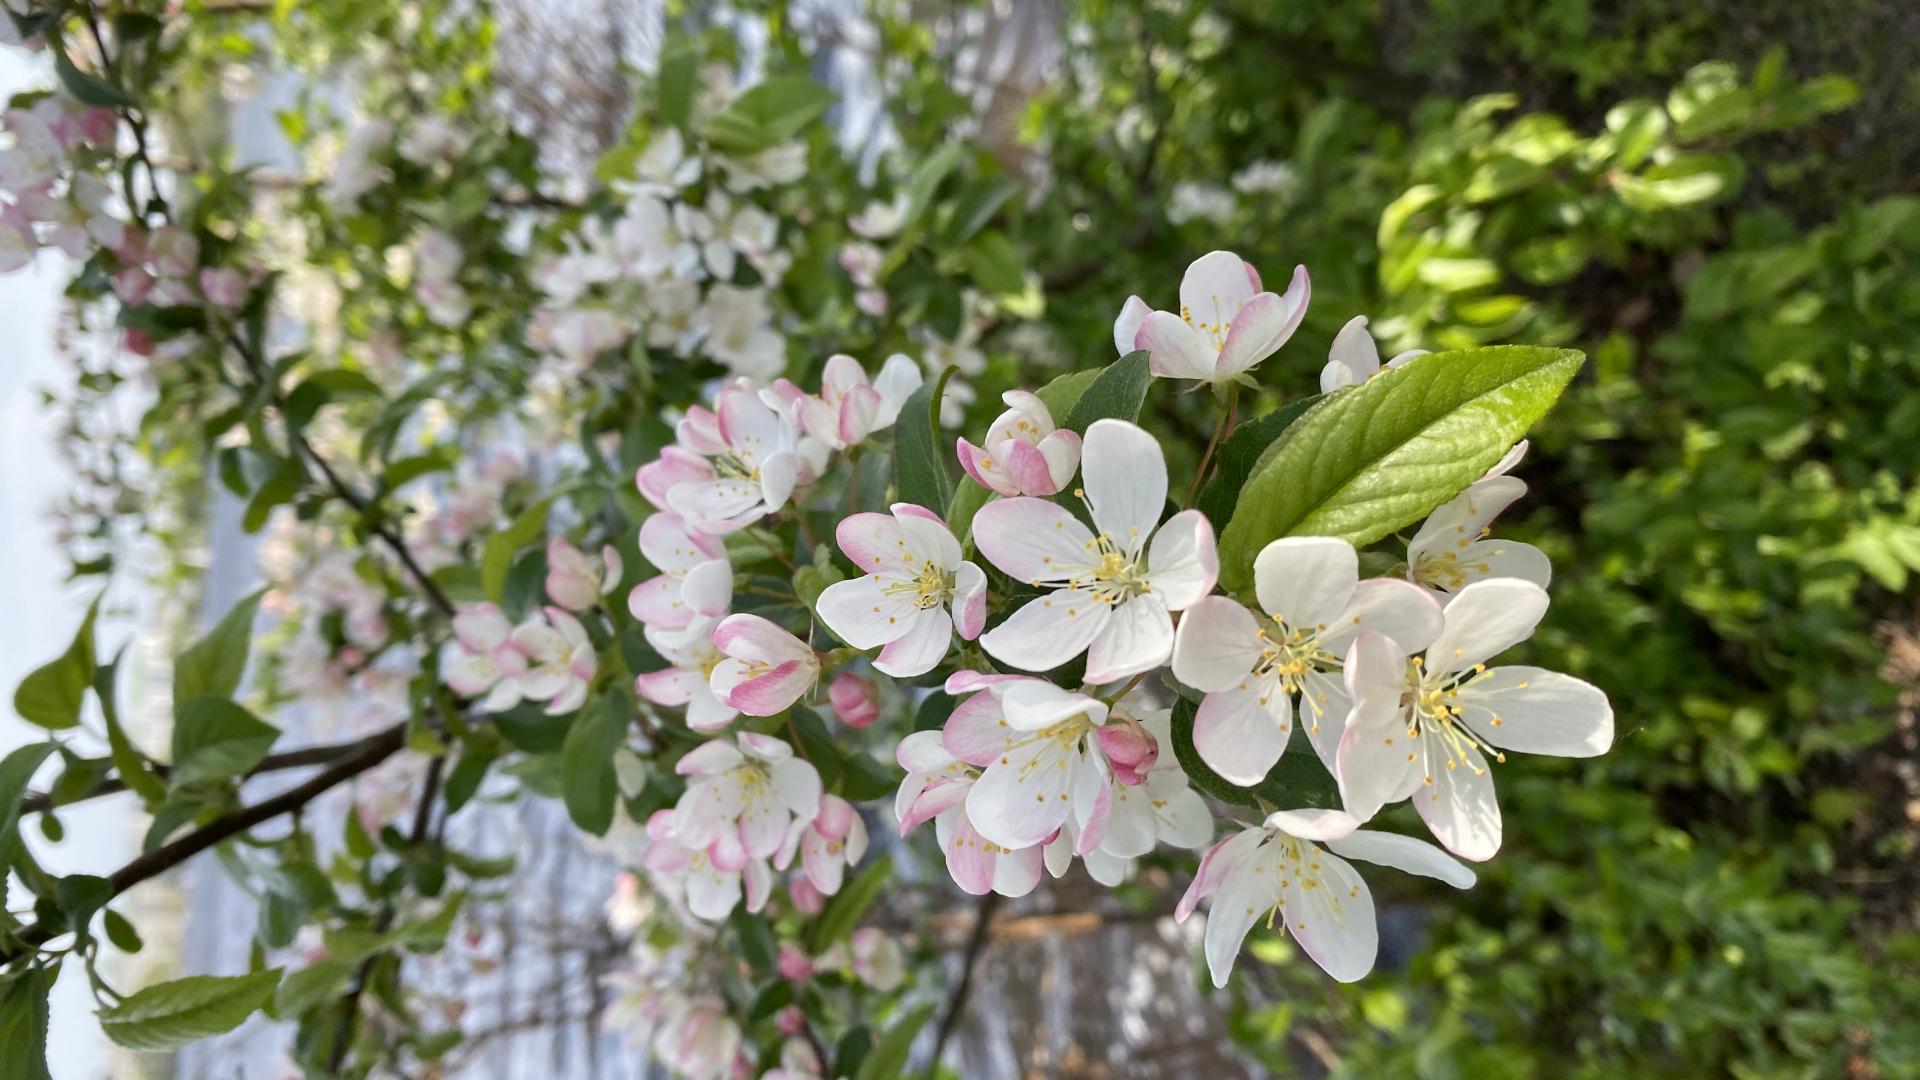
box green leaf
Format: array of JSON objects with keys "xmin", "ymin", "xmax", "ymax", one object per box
[
  {"xmin": 892, "ymin": 367, "xmax": 957, "ymax": 513},
  {"xmin": 701, "ymin": 75, "xmax": 834, "ymax": 154},
  {"xmin": 98, "ymin": 969, "xmax": 283, "ymax": 1052},
  {"xmin": 13, "ymin": 595, "xmax": 100, "ymax": 730},
  {"xmin": 169, "ymin": 698, "xmax": 280, "ymax": 787},
  {"xmin": 1194, "ymin": 395, "xmax": 1322, "ymax": 530},
  {"xmin": 482, "ymin": 497, "xmax": 554, "ymax": 603},
  {"xmin": 0, "ymin": 743, "xmax": 57, "ymax": 875},
  {"xmin": 55, "ymin": 874, "xmax": 115, "ymax": 928},
  {"xmin": 270, "ymin": 959, "xmax": 353, "ymax": 1019},
  {"xmin": 52, "ymin": 49, "xmax": 131, "ymax": 108},
  {"xmin": 1062, "ymin": 351, "xmax": 1152, "ymax": 434},
  {"xmin": 962, "ymin": 230, "xmax": 1025, "ymax": 296},
  {"xmin": 104, "ymin": 908, "xmax": 145, "ymax": 954},
  {"xmin": 854, "ymin": 1003, "xmax": 938, "ymax": 1080},
  {"xmin": 95, "ymin": 653, "xmax": 164, "ymax": 804},
  {"xmin": 0, "ymin": 965, "xmax": 55, "ymax": 1080},
  {"xmin": 241, "ymin": 458, "xmax": 303, "ymax": 533},
  {"xmin": 560, "ymin": 696, "xmax": 628, "ymax": 835},
  {"xmin": 173, "ymin": 589, "xmax": 265, "ymax": 708},
  {"xmin": 656, "ymin": 39, "xmax": 699, "ymax": 128},
  {"xmin": 810, "ymin": 854, "xmax": 891, "ymax": 952},
  {"xmin": 1217, "ymin": 346, "xmax": 1583, "ymax": 594}
]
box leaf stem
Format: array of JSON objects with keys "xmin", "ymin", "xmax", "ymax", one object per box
[{"xmin": 1184, "ymin": 381, "xmax": 1239, "ymax": 507}]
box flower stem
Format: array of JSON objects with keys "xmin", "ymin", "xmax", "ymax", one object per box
[{"xmin": 1184, "ymin": 381, "xmax": 1239, "ymax": 507}]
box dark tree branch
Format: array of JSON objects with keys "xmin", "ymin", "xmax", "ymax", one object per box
[
  {"xmin": 926, "ymin": 892, "xmax": 1002, "ymax": 1074},
  {"xmin": 2, "ymin": 722, "xmax": 408, "ymax": 964},
  {"xmin": 19, "ymin": 738, "xmax": 369, "ymax": 816}
]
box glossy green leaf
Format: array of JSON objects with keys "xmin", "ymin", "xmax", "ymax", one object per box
[
  {"xmin": 854, "ymin": 1003, "xmax": 938, "ymax": 1080},
  {"xmin": 169, "ymin": 698, "xmax": 280, "ymax": 787},
  {"xmin": 809, "ymin": 854, "xmax": 891, "ymax": 952},
  {"xmin": 892, "ymin": 366, "xmax": 957, "ymax": 514},
  {"xmin": 482, "ymin": 496, "xmax": 554, "ymax": 603},
  {"xmin": 560, "ymin": 696, "xmax": 628, "ymax": 835},
  {"xmin": 13, "ymin": 596, "xmax": 100, "ymax": 730},
  {"xmin": 1218, "ymin": 346, "xmax": 1583, "ymax": 593},
  {"xmin": 99, "ymin": 969, "xmax": 282, "ymax": 1052},
  {"xmin": 1194, "ymin": 394, "xmax": 1322, "ymax": 531},
  {"xmin": 0, "ymin": 965, "xmax": 55, "ymax": 1080},
  {"xmin": 1062, "ymin": 350, "xmax": 1152, "ymax": 434},
  {"xmin": 173, "ymin": 589, "xmax": 265, "ymax": 709}
]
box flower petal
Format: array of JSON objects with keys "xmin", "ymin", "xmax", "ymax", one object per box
[
  {"xmin": 972, "ymin": 497, "xmax": 1098, "ymax": 584},
  {"xmin": 1427, "ymin": 578, "xmax": 1549, "ymax": 674},
  {"xmin": 1282, "ymin": 849, "xmax": 1376, "ymax": 982},
  {"xmin": 816, "ymin": 575, "xmax": 917, "ymax": 650},
  {"xmin": 1083, "ymin": 419, "xmax": 1167, "ymax": 556},
  {"xmin": 1192, "ymin": 685, "xmax": 1290, "ymax": 786},
  {"xmin": 1326, "ymin": 829, "xmax": 1476, "ymax": 889},
  {"xmin": 1414, "ymin": 741, "xmax": 1502, "ymax": 861},
  {"xmin": 1171, "ymin": 596, "xmax": 1265, "ymax": 692},
  {"xmin": 1136, "ymin": 311, "xmax": 1216, "ymax": 380},
  {"xmin": 874, "ymin": 607, "xmax": 952, "ymax": 678},
  {"xmin": 1112, "ymin": 295, "xmax": 1151, "ymax": 356},
  {"xmin": 1318, "ymin": 577, "xmax": 1444, "ymax": 657},
  {"xmin": 1253, "ymin": 536, "xmax": 1357, "ymax": 630},
  {"xmin": 1178, "ymin": 250, "xmax": 1259, "ymax": 336},
  {"xmin": 980, "ymin": 590, "xmax": 1112, "ymax": 673},
  {"xmin": 1145, "ymin": 509, "xmax": 1218, "ymax": 610},
  {"xmin": 1084, "ymin": 594, "xmax": 1174, "ymax": 684},
  {"xmin": 1456, "ymin": 667, "xmax": 1613, "ymax": 758},
  {"xmin": 951, "ymin": 561, "xmax": 987, "ymax": 640}
]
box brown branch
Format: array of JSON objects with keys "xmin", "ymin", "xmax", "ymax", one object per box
[
  {"xmin": 326, "ymin": 754, "xmax": 446, "ymax": 1073},
  {"xmin": 2, "ymin": 722, "xmax": 407, "ymax": 964},
  {"xmin": 926, "ymin": 892, "xmax": 1001, "ymax": 1074},
  {"xmin": 19, "ymin": 739, "xmax": 368, "ymax": 816}
]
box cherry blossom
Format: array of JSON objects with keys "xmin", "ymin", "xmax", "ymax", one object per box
[
  {"xmin": 1336, "ymin": 579, "xmax": 1614, "ymax": 860},
  {"xmin": 509, "ymin": 606, "xmax": 598, "ymax": 715},
  {"xmin": 816, "ymin": 504, "xmax": 986, "ymax": 677},
  {"xmin": 667, "ymin": 384, "xmax": 803, "ymax": 534},
  {"xmin": 1045, "ymin": 710, "xmax": 1211, "ymax": 885},
  {"xmin": 440, "ymin": 603, "xmax": 528, "ymax": 712},
  {"xmin": 1319, "ymin": 314, "xmax": 1428, "ymax": 393},
  {"xmin": 1115, "ymin": 249, "xmax": 1310, "ymax": 385},
  {"xmin": 974, "ymin": 419, "xmax": 1218, "ymax": 682},
  {"xmin": 634, "ymin": 617, "xmax": 738, "ymax": 732},
  {"xmin": 1176, "ymin": 808, "xmax": 1474, "ymax": 986},
  {"xmin": 894, "ymin": 728, "xmax": 1043, "ymax": 897},
  {"xmin": 652, "ymin": 995, "xmax": 745, "ymax": 1080},
  {"xmin": 1171, "ymin": 536, "xmax": 1442, "ymax": 784},
  {"xmin": 955, "ymin": 390, "xmax": 1083, "ymax": 497},
  {"xmin": 942, "ymin": 674, "xmax": 1116, "ymax": 850},
  {"xmin": 781, "ymin": 352, "xmax": 921, "ymax": 451},
  {"xmin": 628, "ymin": 513, "xmax": 733, "ymax": 629},
  {"xmin": 546, "ymin": 538, "xmax": 624, "ymax": 611},
  {"xmin": 669, "ymin": 734, "xmax": 822, "ymax": 905},
  {"xmin": 795, "ymin": 794, "xmax": 869, "ymax": 896},
  {"xmin": 708, "ymin": 613, "xmax": 820, "ymax": 716},
  {"xmin": 1405, "ymin": 442, "xmax": 1551, "ymax": 597}
]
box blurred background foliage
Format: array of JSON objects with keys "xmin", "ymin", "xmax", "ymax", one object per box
[{"xmin": 959, "ymin": 1, "xmax": 1920, "ymax": 1075}]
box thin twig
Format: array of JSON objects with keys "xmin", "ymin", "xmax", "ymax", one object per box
[
  {"xmin": 926, "ymin": 892, "xmax": 1001, "ymax": 1074},
  {"xmin": 1, "ymin": 722, "xmax": 408, "ymax": 963},
  {"xmin": 20, "ymin": 738, "xmax": 368, "ymax": 816}
]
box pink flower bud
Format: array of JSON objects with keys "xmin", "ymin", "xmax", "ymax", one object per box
[
  {"xmin": 200, "ymin": 267, "xmax": 247, "ymax": 309},
  {"xmin": 122, "ymin": 328, "xmax": 153, "ymax": 356},
  {"xmin": 788, "ymin": 875, "xmax": 825, "ymax": 914},
  {"xmin": 776, "ymin": 944, "xmax": 813, "ymax": 982},
  {"xmin": 1097, "ymin": 720, "xmax": 1158, "ymax": 786},
  {"xmin": 775, "ymin": 1005, "xmax": 805, "ymax": 1037},
  {"xmin": 827, "ymin": 672, "xmax": 879, "ymax": 728}
]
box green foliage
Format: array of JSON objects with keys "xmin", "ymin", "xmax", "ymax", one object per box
[
  {"xmin": 12, "ymin": 597, "xmax": 99, "ymax": 730},
  {"xmin": 1217, "ymin": 346, "xmax": 1583, "ymax": 593},
  {"xmin": 169, "ymin": 699, "xmax": 279, "ymax": 787},
  {"xmin": 98, "ymin": 969, "xmax": 284, "ymax": 1051},
  {"xmin": 892, "ymin": 366, "xmax": 958, "ymax": 512}
]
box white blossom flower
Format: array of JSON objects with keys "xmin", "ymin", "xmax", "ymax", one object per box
[
  {"xmin": 634, "ymin": 616, "xmax": 738, "ymax": 732},
  {"xmin": 698, "ymin": 284, "xmax": 787, "ymax": 379},
  {"xmin": 816, "ymin": 504, "xmax": 986, "ymax": 677},
  {"xmin": 616, "ymin": 193, "xmax": 703, "ymax": 279},
  {"xmin": 1177, "ymin": 808, "xmax": 1474, "ymax": 985},
  {"xmin": 719, "ymin": 141, "xmax": 807, "ymax": 191},
  {"xmin": 1231, "ymin": 160, "xmax": 1300, "ymax": 198},
  {"xmin": 848, "ymin": 193, "xmax": 909, "ymax": 239},
  {"xmin": 796, "ymin": 794, "xmax": 868, "ymax": 896},
  {"xmin": 1166, "ymin": 181, "xmax": 1237, "ymax": 226},
  {"xmin": 628, "ymin": 513, "xmax": 733, "ymax": 629},
  {"xmin": 441, "ymin": 603, "xmax": 529, "ymax": 712},
  {"xmin": 1171, "ymin": 536, "xmax": 1443, "ymax": 784},
  {"xmin": 545, "ymin": 538, "xmax": 623, "ymax": 612},
  {"xmin": 1115, "ymin": 250, "xmax": 1310, "ymax": 386},
  {"xmin": 509, "ymin": 606, "xmax": 598, "ymax": 715},
  {"xmin": 955, "ymin": 390, "xmax": 1083, "ymax": 498},
  {"xmin": 642, "ymin": 276, "xmax": 706, "ymax": 353},
  {"xmin": 1405, "ymin": 442, "xmax": 1551, "ymax": 596},
  {"xmin": 974, "ymin": 419, "xmax": 1218, "ymax": 682},
  {"xmin": 1046, "ymin": 710, "xmax": 1212, "ymax": 885},
  {"xmin": 1337, "ymin": 579, "xmax": 1614, "ymax": 860},
  {"xmin": 693, "ymin": 190, "xmax": 777, "ymax": 279},
  {"xmin": 707, "ymin": 613, "xmax": 820, "ymax": 716},
  {"xmin": 1319, "ymin": 315, "xmax": 1428, "ymax": 393},
  {"xmin": 665, "ymin": 385, "xmax": 801, "ymax": 534},
  {"xmin": 631, "ymin": 127, "xmax": 702, "ymax": 194},
  {"xmin": 669, "ymin": 732, "xmax": 822, "ymax": 903},
  {"xmin": 894, "ymin": 726, "xmax": 1044, "ymax": 897},
  {"xmin": 783, "ymin": 352, "xmax": 921, "ymax": 451},
  {"xmin": 652, "ymin": 995, "xmax": 743, "ymax": 1080},
  {"xmin": 942, "ymin": 674, "xmax": 1116, "ymax": 850}
]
